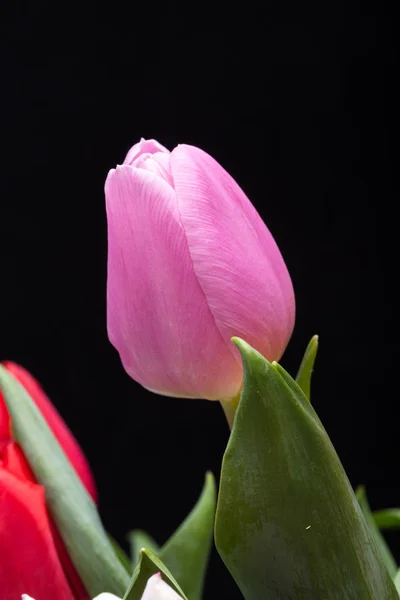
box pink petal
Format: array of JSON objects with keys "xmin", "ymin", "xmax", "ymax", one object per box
[
  {"xmin": 133, "ymin": 152, "xmax": 173, "ymax": 186},
  {"xmin": 105, "ymin": 165, "xmax": 241, "ymax": 399},
  {"xmin": 170, "ymin": 144, "xmax": 295, "ymax": 365},
  {"xmin": 124, "ymin": 139, "xmax": 169, "ymax": 166}
]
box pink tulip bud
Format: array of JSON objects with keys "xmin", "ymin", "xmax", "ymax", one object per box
[{"xmin": 105, "ymin": 139, "xmax": 295, "ymax": 400}]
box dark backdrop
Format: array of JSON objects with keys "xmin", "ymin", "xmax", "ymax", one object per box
[{"xmin": 0, "ymin": 1, "xmax": 397, "ymax": 598}]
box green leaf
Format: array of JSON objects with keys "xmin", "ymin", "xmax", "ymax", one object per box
[
  {"xmin": 373, "ymin": 509, "xmax": 400, "ymax": 530},
  {"xmin": 215, "ymin": 338, "xmax": 399, "ymax": 600},
  {"xmin": 109, "ymin": 534, "xmax": 133, "ymax": 574},
  {"xmin": 124, "ymin": 548, "xmax": 187, "ymax": 600},
  {"xmin": 356, "ymin": 486, "xmax": 398, "ymax": 578},
  {"xmin": 129, "ymin": 530, "xmax": 160, "ymax": 568},
  {"xmin": 129, "ymin": 474, "xmax": 216, "ymax": 600},
  {"xmin": 295, "ymin": 334, "xmax": 319, "ymax": 401},
  {"xmin": 0, "ymin": 366, "xmax": 130, "ymax": 597},
  {"xmin": 158, "ymin": 472, "xmax": 216, "ymax": 600},
  {"xmin": 394, "ymin": 569, "xmax": 400, "ymax": 595}
]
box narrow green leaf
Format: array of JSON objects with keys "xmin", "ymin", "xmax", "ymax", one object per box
[
  {"xmin": 215, "ymin": 338, "xmax": 399, "ymax": 600},
  {"xmin": 0, "ymin": 366, "xmax": 130, "ymax": 597},
  {"xmin": 373, "ymin": 510, "xmax": 400, "ymax": 530},
  {"xmin": 129, "ymin": 530, "xmax": 160, "ymax": 568},
  {"xmin": 394, "ymin": 569, "xmax": 400, "ymax": 595},
  {"xmin": 356, "ymin": 486, "xmax": 398, "ymax": 578},
  {"xmin": 295, "ymin": 334, "xmax": 319, "ymax": 401},
  {"xmin": 158, "ymin": 472, "xmax": 216, "ymax": 600},
  {"xmin": 129, "ymin": 474, "xmax": 216, "ymax": 600},
  {"xmin": 109, "ymin": 534, "xmax": 133, "ymax": 574},
  {"xmin": 124, "ymin": 548, "xmax": 187, "ymax": 600}
]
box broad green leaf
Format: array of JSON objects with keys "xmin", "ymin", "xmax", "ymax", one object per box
[
  {"xmin": 124, "ymin": 548, "xmax": 187, "ymax": 600},
  {"xmin": 158, "ymin": 472, "xmax": 216, "ymax": 600},
  {"xmin": 295, "ymin": 334, "xmax": 319, "ymax": 401},
  {"xmin": 356, "ymin": 486, "xmax": 397, "ymax": 578},
  {"xmin": 373, "ymin": 509, "xmax": 400, "ymax": 530},
  {"xmin": 109, "ymin": 534, "xmax": 133, "ymax": 573},
  {"xmin": 129, "ymin": 530, "xmax": 160, "ymax": 568},
  {"xmin": 0, "ymin": 366, "xmax": 130, "ymax": 597},
  {"xmin": 215, "ymin": 338, "xmax": 399, "ymax": 600},
  {"xmin": 394, "ymin": 569, "xmax": 400, "ymax": 594}
]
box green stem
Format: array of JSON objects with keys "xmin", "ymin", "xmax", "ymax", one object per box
[{"xmin": 220, "ymin": 392, "xmax": 241, "ymax": 429}]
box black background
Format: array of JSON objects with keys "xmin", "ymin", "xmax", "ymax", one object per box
[{"xmin": 0, "ymin": 1, "xmax": 397, "ymax": 598}]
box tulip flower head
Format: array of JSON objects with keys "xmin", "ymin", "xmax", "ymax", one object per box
[
  {"xmin": 1, "ymin": 363, "xmax": 96, "ymax": 600},
  {"xmin": 106, "ymin": 139, "xmax": 295, "ymax": 400}
]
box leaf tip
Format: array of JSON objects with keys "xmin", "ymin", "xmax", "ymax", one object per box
[
  {"xmin": 355, "ymin": 484, "xmax": 366, "ymax": 502},
  {"xmin": 231, "ymin": 337, "xmax": 272, "ymax": 367},
  {"xmin": 231, "ymin": 336, "xmax": 245, "ymax": 350},
  {"xmin": 204, "ymin": 470, "xmax": 216, "ymax": 490}
]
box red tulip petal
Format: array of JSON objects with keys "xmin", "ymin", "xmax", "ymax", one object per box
[
  {"xmin": 2, "ymin": 443, "xmax": 89, "ymax": 598},
  {"xmin": 0, "ymin": 387, "xmax": 11, "ymax": 447},
  {"xmin": 2, "ymin": 362, "xmax": 97, "ymax": 502},
  {"xmin": 0, "ymin": 469, "xmax": 75, "ymax": 600},
  {"xmin": 2, "ymin": 441, "xmax": 35, "ymax": 482}
]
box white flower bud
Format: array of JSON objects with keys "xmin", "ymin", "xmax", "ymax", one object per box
[
  {"xmin": 92, "ymin": 595, "xmax": 122, "ymax": 600},
  {"xmin": 141, "ymin": 573, "xmax": 182, "ymax": 599}
]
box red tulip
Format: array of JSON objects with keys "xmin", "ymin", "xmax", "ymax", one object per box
[{"xmin": 0, "ymin": 362, "xmax": 97, "ymax": 600}]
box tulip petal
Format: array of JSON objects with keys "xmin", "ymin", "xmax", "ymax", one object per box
[
  {"xmin": 171, "ymin": 145, "xmax": 295, "ymax": 365},
  {"xmin": 2, "ymin": 362, "xmax": 97, "ymax": 502},
  {"xmin": 2, "ymin": 441, "xmax": 35, "ymax": 482},
  {"xmin": 134, "ymin": 152, "xmax": 173, "ymax": 186},
  {"xmin": 0, "ymin": 470, "xmax": 75, "ymax": 600},
  {"xmin": 125, "ymin": 139, "xmax": 169, "ymax": 166},
  {"xmin": 1, "ymin": 445, "xmax": 89, "ymax": 599},
  {"xmin": 141, "ymin": 573, "xmax": 183, "ymax": 600},
  {"xmin": 0, "ymin": 365, "xmax": 129, "ymax": 597},
  {"xmin": 0, "ymin": 383, "xmax": 11, "ymax": 450},
  {"xmin": 106, "ymin": 165, "xmax": 240, "ymax": 399}
]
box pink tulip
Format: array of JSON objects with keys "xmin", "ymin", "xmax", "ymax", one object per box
[{"xmin": 105, "ymin": 139, "xmax": 295, "ymax": 400}]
